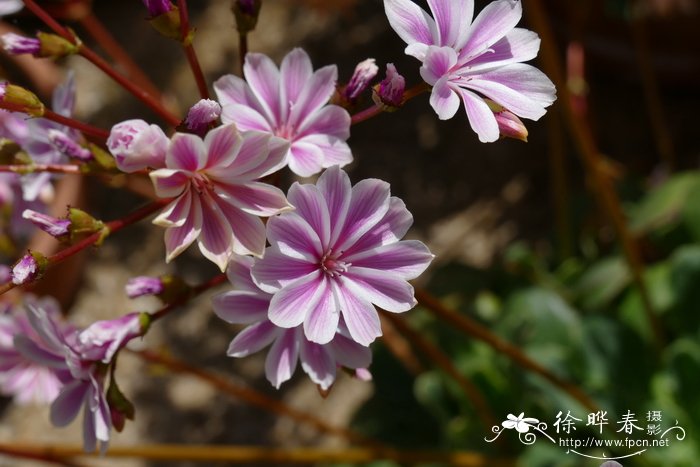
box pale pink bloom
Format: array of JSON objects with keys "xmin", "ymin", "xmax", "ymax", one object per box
[
  {"xmin": 384, "ymin": 0, "xmax": 556, "ymax": 142},
  {"xmin": 0, "ymin": 0, "xmax": 22, "ymax": 17},
  {"xmin": 214, "ymin": 48, "xmax": 352, "ymax": 177},
  {"xmin": 0, "ymin": 296, "xmax": 70, "ymax": 405},
  {"xmin": 125, "ymin": 276, "xmax": 164, "ymax": 298},
  {"xmin": 213, "ymin": 256, "xmax": 372, "ymax": 389},
  {"xmin": 252, "ymin": 166, "xmax": 434, "ymax": 347},
  {"xmin": 150, "ymin": 123, "xmax": 291, "ymax": 271},
  {"xmin": 107, "ymin": 119, "xmax": 169, "ymax": 173}
]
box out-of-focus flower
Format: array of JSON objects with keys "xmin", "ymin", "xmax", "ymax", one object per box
[
  {"xmin": 252, "ymin": 166, "xmax": 434, "ymax": 346},
  {"xmin": 22, "ymin": 209, "xmax": 71, "ymax": 238},
  {"xmin": 143, "ymin": 0, "xmax": 173, "ymax": 17},
  {"xmin": 0, "ymin": 296, "xmax": 71, "ymax": 404},
  {"xmin": 125, "ymin": 276, "xmax": 164, "ymax": 298},
  {"xmin": 214, "ymin": 48, "xmax": 352, "ymax": 177},
  {"xmin": 1, "ymin": 32, "xmax": 77, "ymax": 58},
  {"xmin": 373, "ymin": 63, "xmax": 405, "ymax": 108},
  {"xmin": 213, "ymin": 256, "xmax": 372, "ymax": 389},
  {"xmin": 343, "ymin": 58, "xmax": 378, "ymax": 102},
  {"xmin": 150, "ymin": 124, "xmax": 291, "ymax": 271},
  {"xmin": 48, "ymin": 129, "xmax": 92, "ymax": 161},
  {"xmin": 383, "ymin": 0, "xmax": 556, "ymax": 142},
  {"xmin": 107, "ymin": 119, "xmax": 168, "ymax": 173},
  {"xmin": 232, "ymin": 0, "xmax": 261, "ymax": 33},
  {"xmin": 75, "ymin": 312, "xmax": 147, "ymax": 363},
  {"xmin": 0, "ymin": 265, "xmax": 10, "ymax": 283},
  {"xmin": 1, "ymin": 33, "xmax": 40, "ymax": 55},
  {"xmin": 0, "ymin": 0, "xmax": 22, "ymax": 16},
  {"xmin": 183, "ymin": 99, "xmax": 221, "ymax": 136}
]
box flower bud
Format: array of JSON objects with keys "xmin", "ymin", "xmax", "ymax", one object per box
[
  {"xmin": 1, "ymin": 33, "xmax": 40, "ymax": 55},
  {"xmin": 1, "ymin": 32, "xmax": 78, "ymax": 58},
  {"xmin": 67, "ymin": 207, "xmax": 106, "ymax": 243},
  {"xmin": 76, "ymin": 312, "xmax": 147, "ymax": 363},
  {"xmin": 145, "ymin": 1, "xmax": 183, "ymax": 42},
  {"xmin": 372, "ymin": 63, "xmax": 405, "ymax": 110},
  {"xmin": 232, "ymin": 0, "xmax": 261, "ymax": 34},
  {"xmin": 183, "ymin": 99, "xmax": 221, "ymax": 136},
  {"xmin": 47, "ymin": 129, "xmax": 92, "ymax": 161},
  {"xmin": 0, "ymin": 82, "xmax": 45, "ymax": 117},
  {"xmin": 107, "ymin": 378, "xmax": 135, "ymax": 432},
  {"xmin": 11, "ymin": 251, "xmax": 47, "ymax": 285},
  {"xmin": 343, "ymin": 58, "xmax": 378, "ymax": 102},
  {"xmin": 22, "ymin": 209, "xmax": 71, "ymax": 238},
  {"xmin": 125, "ymin": 276, "xmax": 164, "ymax": 298},
  {"xmin": 486, "ymin": 100, "xmax": 528, "ymax": 142},
  {"xmin": 107, "ymin": 119, "xmax": 168, "ymax": 173},
  {"xmin": 143, "ymin": 0, "xmax": 173, "ymax": 17}
]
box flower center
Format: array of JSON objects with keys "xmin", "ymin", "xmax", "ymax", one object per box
[
  {"xmin": 274, "ymin": 123, "xmax": 295, "ymax": 140},
  {"xmin": 191, "ymin": 172, "xmax": 213, "ymax": 194},
  {"xmin": 320, "ymin": 250, "xmax": 350, "ymax": 277}
]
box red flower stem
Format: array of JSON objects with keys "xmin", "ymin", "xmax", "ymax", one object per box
[
  {"xmin": 79, "ymin": 12, "xmax": 164, "ymax": 103},
  {"xmin": 0, "ymin": 164, "xmax": 81, "ymax": 174},
  {"xmin": 151, "ymin": 273, "xmax": 227, "ymax": 322},
  {"xmin": 22, "ymin": 0, "xmax": 180, "ymax": 127},
  {"xmin": 0, "ymin": 199, "xmax": 170, "ymax": 297},
  {"xmin": 350, "ymin": 82, "xmax": 430, "ymax": 125},
  {"xmin": 43, "ymin": 109, "xmax": 110, "ymax": 140},
  {"xmin": 178, "ymin": 0, "xmax": 209, "ymax": 100}
]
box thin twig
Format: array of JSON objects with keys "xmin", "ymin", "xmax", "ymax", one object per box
[
  {"xmin": 0, "ymin": 164, "xmax": 81, "ymax": 174},
  {"xmin": 178, "ymin": 0, "xmax": 209, "ymax": 100}
]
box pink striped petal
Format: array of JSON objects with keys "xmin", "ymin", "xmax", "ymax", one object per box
[
  {"xmin": 197, "ymin": 194, "xmax": 234, "ymax": 271},
  {"xmin": 266, "ymin": 213, "xmax": 322, "ymax": 259},
  {"xmin": 279, "ymin": 48, "xmax": 314, "ymax": 120},
  {"xmin": 215, "ymin": 181, "xmax": 290, "ymax": 217},
  {"xmin": 288, "ymin": 64, "xmax": 338, "ymax": 130},
  {"xmin": 427, "ymin": 0, "xmax": 474, "ymax": 48},
  {"xmin": 219, "ymin": 103, "xmax": 273, "ymax": 132},
  {"xmin": 238, "ymin": 135, "xmax": 289, "ymax": 179},
  {"xmin": 227, "ymin": 321, "xmax": 279, "ymax": 357},
  {"xmin": 268, "ymin": 271, "xmax": 325, "ymax": 328},
  {"xmin": 150, "ymin": 169, "xmax": 190, "ymax": 198},
  {"xmin": 153, "ymin": 190, "xmax": 192, "ymax": 227},
  {"xmin": 212, "ymin": 291, "xmax": 269, "ymax": 324},
  {"xmin": 344, "ymin": 267, "xmax": 417, "ymax": 313},
  {"xmin": 287, "ymin": 182, "xmax": 331, "ymax": 250},
  {"xmin": 203, "ymin": 124, "xmax": 242, "ymax": 168},
  {"xmin": 384, "ymin": 0, "xmax": 437, "ymax": 46},
  {"xmin": 299, "ymin": 339, "xmax": 336, "ymax": 390},
  {"xmin": 251, "ymin": 247, "xmax": 318, "ymax": 293},
  {"xmin": 210, "ymin": 130, "xmax": 270, "ymax": 179},
  {"xmin": 344, "ymin": 197, "xmax": 413, "ymax": 254},
  {"xmin": 303, "ymin": 277, "xmax": 339, "ymax": 345},
  {"xmin": 243, "ymin": 53, "xmax": 282, "ymax": 126},
  {"xmin": 462, "ymin": 28, "xmax": 540, "ymax": 70},
  {"xmin": 429, "ymin": 77, "xmax": 461, "ymax": 120},
  {"xmin": 164, "ymin": 194, "xmax": 202, "ymax": 262},
  {"xmin": 297, "ymin": 104, "xmax": 351, "ymax": 140},
  {"xmin": 288, "ymin": 141, "xmax": 324, "ymax": 177},
  {"xmin": 167, "ymin": 133, "xmax": 207, "ymax": 171},
  {"xmin": 459, "ymin": 88, "xmax": 500, "ymax": 143},
  {"xmin": 335, "ymin": 279, "xmax": 382, "ymax": 346},
  {"xmin": 50, "ymin": 379, "xmax": 88, "ymax": 426},
  {"xmin": 420, "ymin": 45, "xmax": 458, "ymax": 85},
  {"xmin": 225, "ymin": 255, "xmax": 257, "ymax": 292},
  {"xmin": 345, "ymin": 240, "xmax": 434, "ymax": 280},
  {"xmin": 317, "ymin": 166, "xmax": 351, "ymax": 242},
  {"xmin": 334, "ymin": 178, "xmax": 391, "ymax": 253},
  {"xmin": 264, "ymin": 328, "xmax": 299, "ymax": 388},
  {"xmin": 330, "ymin": 333, "xmax": 372, "ymax": 369},
  {"xmin": 217, "ymin": 199, "xmax": 268, "ymax": 257},
  {"xmin": 461, "ymin": 0, "xmax": 522, "ymax": 62},
  {"xmin": 213, "ymin": 74, "xmax": 259, "ymax": 108}
]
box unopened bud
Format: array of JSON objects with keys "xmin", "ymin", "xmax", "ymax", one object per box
[
  {"xmin": 107, "ymin": 119, "xmax": 168, "ymax": 173},
  {"xmin": 183, "ymin": 99, "xmax": 221, "ymax": 136},
  {"xmin": 22, "ymin": 209, "xmax": 71, "ymax": 238},
  {"xmin": 11, "ymin": 251, "xmax": 47, "ymax": 285},
  {"xmin": 2, "ymin": 32, "xmax": 78, "ymax": 58},
  {"xmin": 232, "ymin": 0, "xmax": 261, "ymax": 34},
  {"xmin": 372, "ymin": 63, "xmax": 405, "ymax": 110},
  {"xmin": 1, "ymin": 33, "xmax": 40, "ymax": 55},
  {"xmin": 125, "ymin": 276, "xmax": 164, "ymax": 298},
  {"xmin": 0, "ymin": 82, "xmax": 45, "ymax": 117},
  {"xmin": 143, "ymin": 0, "xmax": 173, "ymax": 17},
  {"xmin": 486, "ymin": 100, "xmax": 528, "ymax": 142},
  {"xmin": 343, "ymin": 59, "xmax": 378, "ymax": 102},
  {"xmin": 68, "ymin": 208, "xmax": 106, "ymax": 243},
  {"xmin": 146, "ymin": 1, "xmax": 183, "ymax": 42}
]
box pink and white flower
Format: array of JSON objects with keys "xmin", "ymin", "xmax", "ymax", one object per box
[
  {"xmin": 383, "ymin": 0, "xmax": 556, "ymax": 142},
  {"xmin": 150, "ymin": 123, "xmax": 291, "ymax": 271},
  {"xmin": 214, "ymin": 48, "xmax": 352, "ymax": 177},
  {"xmin": 213, "ymin": 256, "xmax": 372, "ymax": 389},
  {"xmin": 252, "ymin": 166, "xmax": 434, "ymax": 347},
  {"xmin": 107, "ymin": 119, "xmax": 169, "ymax": 173}
]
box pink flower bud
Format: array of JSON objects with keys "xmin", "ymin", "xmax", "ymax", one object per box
[
  {"xmin": 1, "ymin": 33, "xmax": 40, "ymax": 55},
  {"xmin": 232, "ymin": 0, "xmax": 261, "ymax": 33},
  {"xmin": 143, "ymin": 0, "xmax": 173, "ymax": 17},
  {"xmin": 486, "ymin": 100, "xmax": 529, "ymax": 142},
  {"xmin": 47, "ymin": 129, "xmax": 92, "ymax": 161},
  {"xmin": 107, "ymin": 119, "xmax": 168, "ymax": 173},
  {"xmin": 11, "ymin": 251, "xmax": 46, "ymax": 285},
  {"xmin": 344, "ymin": 58, "xmax": 378, "ymax": 101},
  {"xmin": 22, "ymin": 209, "xmax": 71, "ymax": 238},
  {"xmin": 373, "ymin": 63, "xmax": 405, "ymax": 108},
  {"xmin": 184, "ymin": 99, "xmax": 221, "ymax": 136},
  {"xmin": 125, "ymin": 276, "xmax": 164, "ymax": 298},
  {"xmin": 76, "ymin": 312, "xmax": 148, "ymax": 363}
]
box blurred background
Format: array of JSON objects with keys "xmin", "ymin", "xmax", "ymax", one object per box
[{"xmin": 1, "ymin": 0, "xmax": 699, "ymax": 465}]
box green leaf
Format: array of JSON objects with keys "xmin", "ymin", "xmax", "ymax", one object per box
[{"xmin": 572, "ymin": 256, "xmax": 630, "ymax": 311}]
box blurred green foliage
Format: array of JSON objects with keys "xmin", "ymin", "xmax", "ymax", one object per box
[{"xmin": 349, "ymin": 171, "xmax": 700, "ymax": 466}]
